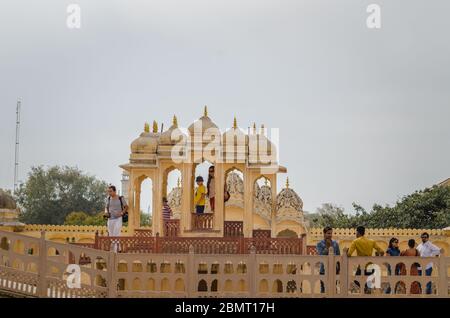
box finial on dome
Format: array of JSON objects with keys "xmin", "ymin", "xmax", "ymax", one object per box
[
  {"xmin": 144, "ymin": 122, "xmax": 150, "ymax": 133},
  {"xmin": 233, "ymin": 117, "xmax": 237, "ymax": 129},
  {"xmin": 172, "ymin": 115, "xmax": 178, "ymax": 127},
  {"xmin": 253, "ymin": 122, "xmax": 257, "ymax": 134},
  {"xmin": 204, "ymin": 105, "xmax": 208, "ymax": 117},
  {"xmin": 260, "ymin": 124, "xmax": 265, "ymax": 136},
  {"xmin": 286, "ymin": 177, "xmax": 290, "ymax": 188},
  {"xmin": 152, "ymin": 120, "xmax": 158, "ymax": 133}
]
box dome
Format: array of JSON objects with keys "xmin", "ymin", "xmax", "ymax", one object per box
[
  {"xmin": 0, "ymin": 189, "xmax": 16, "ymax": 210},
  {"xmin": 277, "ymin": 187, "xmax": 303, "ymax": 212},
  {"xmin": 222, "ymin": 117, "xmax": 248, "ymax": 146},
  {"xmin": 188, "ymin": 106, "xmax": 219, "ymax": 136},
  {"xmin": 159, "ymin": 115, "xmax": 187, "ymax": 146},
  {"xmin": 131, "ymin": 122, "xmax": 160, "ymax": 154},
  {"xmin": 248, "ymin": 124, "xmax": 276, "ymax": 158}
]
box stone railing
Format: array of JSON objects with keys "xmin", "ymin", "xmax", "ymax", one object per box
[
  {"xmin": 163, "ymin": 220, "xmax": 180, "ymax": 237},
  {"xmin": 23, "ymin": 224, "xmax": 129, "ymax": 235},
  {"xmin": 90, "ymin": 234, "xmax": 305, "ymax": 255},
  {"xmin": 224, "ymin": 221, "xmax": 244, "ymax": 237},
  {"xmin": 1, "ymin": 230, "xmax": 449, "ymax": 298},
  {"xmin": 191, "ymin": 214, "xmax": 214, "ymax": 231}
]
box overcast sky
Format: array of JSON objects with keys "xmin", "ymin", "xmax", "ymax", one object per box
[{"xmin": 0, "ymin": 0, "xmax": 449, "ymax": 214}]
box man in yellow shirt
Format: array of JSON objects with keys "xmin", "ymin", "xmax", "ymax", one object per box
[
  {"xmin": 347, "ymin": 226, "xmax": 384, "ymax": 257},
  {"xmin": 194, "ymin": 176, "xmax": 206, "ymax": 214},
  {"xmin": 347, "ymin": 226, "xmax": 384, "ymax": 294}
]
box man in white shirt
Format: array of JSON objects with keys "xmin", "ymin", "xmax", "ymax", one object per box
[
  {"xmin": 417, "ymin": 232, "xmax": 443, "ymax": 294},
  {"xmin": 104, "ymin": 185, "xmax": 128, "ymax": 252}
]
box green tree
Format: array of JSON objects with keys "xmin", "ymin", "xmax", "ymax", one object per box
[
  {"xmin": 140, "ymin": 211, "xmax": 152, "ymax": 227},
  {"xmin": 362, "ymin": 186, "xmax": 450, "ymax": 228},
  {"xmin": 64, "ymin": 211, "xmax": 106, "ymax": 226},
  {"xmin": 16, "ymin": 166, "xmax": 109, "ymax": 224},
  {"xmin": 308, "ymin": 185, "xmax": 450, "ymax": 229}
]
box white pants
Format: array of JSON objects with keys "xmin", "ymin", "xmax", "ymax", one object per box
[{"xmin": 107, "ymin": 217, "xmax": 122, "ymax": 252}]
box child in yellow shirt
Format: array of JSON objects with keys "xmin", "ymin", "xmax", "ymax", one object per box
[{"xmin": 194, "ymin": 176, "xmax": 206, "ymax": 214}]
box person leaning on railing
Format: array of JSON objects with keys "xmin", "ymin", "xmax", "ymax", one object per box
[
  {"xmin": 417, "ymin": 232, "xmax": 444, "ymax": 294},
  {"xmin": 347, "ymin": 226, "xmax": 384, "ymax": 257},
  {"xmin": 346, "ymin": 226, "xmax": 384, "ymax": 294},
  {"xmin": 316, "ymin": 226, "xmax": 341, "ymax": 293}
]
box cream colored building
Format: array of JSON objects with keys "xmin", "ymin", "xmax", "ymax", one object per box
[{"xmin": 121, "ymin": 107, "xmax": 308, "ymax": 238}]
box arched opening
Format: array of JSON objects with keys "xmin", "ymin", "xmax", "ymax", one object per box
[
  {"xmin": 175, "ymin": 261, "xmax": 185, "ymax": 274},
  {"xmin": 132, "ymin": 261, "xmax": 143, "ymax": 272},
  {"xmin": 146, "ymin": 278, "xmax": 155, "ymax": 291},
  {"xmin": 272, "ymin": 263, "xmax": 283, "ymax": 274},
  {"xmin": 286, "ymin": 263, "xmax": 297, "ymax": 274},
  {"xmin": 276, "ymin": 229, "xmax": 298, "ymax": 238},
  {"xmin": 259, "ymin": 263, "xmax": 269, "ymax": 274},
  {"xmin": 259, "ymin": 279, "xmax": 269, "ymax": 293},
  {"xmin": 197, "ymin": 279, "xmax": 208, "ymax": 292},
  {"xmin": 272, "ymin": 279, "xmax": 283, "ymax": 293},
  {"xmin": 237, "ymin": 262, "xmax": 247, "ymax": 274},
  {"xmin": 224, "ymin": 262, "xmax": 234, "ymax": 274},
  {"xmin": 224, "ymin": 279, "xmax": 233, "ymax": 291},
  {"xmin": 0, "ymin": 237, "xmax": 10, "ymax": 251},
  {"xmin": 160, "ymin": 262, "xmax": 172, "ymax": 273},
  {"xmin": 314, "ymin": 280, "xmax": 324, "ymax": 294},
  {"xmin": 286, "ymin": 280, "xmax": 297, "ymax": 293},
  {"xmin": 117, "ymin": 260, "xmax": 128, "ymax": 272},
  {"xmin": 211, "ymin": 279, "xmax": 218, "ymax": 292},
  {"xmin": 175, "ymin": 278, "xmax": 185, "ymax": 292},
  {"xmin": 198, "ymin": 262, "xmax": 208, "ymax": 274},
  {"xmin": 118, "ymin": 278, "xmax": 127, "ymax": 291},
  {"xmin": 238, "ymin": 279, "xmax": 247, "ymax": 292},
  {"xmin": 211, "ymin": 262, "xmax": 219, "ymax": 274},
  {"xmin": 161, "ymin": 278, "xmax": 170, "ymax": 291},
  {"xmin": 164, "ymin": 167, "xmax": 182, "ymax": 221},
  {"xmin": 147, "ymin": 260, "xmax": 157, "ymax": 273},
  {"xmin": 95, "ymin": 275, "xmax": 107, "ymax": 287},
  {"xmin": 193, "ymin": 161, "xmax": 213, "ymax": 211},
  {"xmin": 224, "ymin": 168, "xmax": 244, "ymax": 222},
  {"xmin": 80, "ymin": 272, "xmax": 91, "ymax": 286},
  {"xmin": 253, "ymin": 176, "xmax": 272, "ymax": 231},
  {"xmin": 191, "ymin": 161, "xmax": 214, "ymax": 231},
  {"xmin": 301, "ymin": 280, "xmax": 311, "ymax": 294},
  {"xmin": 394, "ymin": 281, "xmax": 406, "ymax": 294},
  {"xmin": 410, "ymin": 281, "xmax": 422, "ymax": 294},
  {"xmin": 139, "ymin": 177, "xmax": 153, "ymax": 227}
]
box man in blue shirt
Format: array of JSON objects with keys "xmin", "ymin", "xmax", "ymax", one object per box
[{"xmin": 316, "ymin": 226, "xmax": 341, "ymax": 293}]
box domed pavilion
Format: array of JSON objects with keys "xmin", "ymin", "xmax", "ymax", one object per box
[{"xmin": 120, "ymin": 106, "xmax": 307, "ymax": 238}]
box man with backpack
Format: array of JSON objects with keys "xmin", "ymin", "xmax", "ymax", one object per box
[{"xmin": 104, "ymin": 185, "xmax": 128, "ymax": 239}]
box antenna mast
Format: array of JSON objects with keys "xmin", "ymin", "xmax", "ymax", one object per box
[{"xmin": 14, "ymin": 99, "xmax": 21, "ymax": 193}]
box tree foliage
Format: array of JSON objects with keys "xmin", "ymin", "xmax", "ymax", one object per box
[
  {"xmin": 306, "ymin": 186, "xmax": 450, "ymax": 229},
  {"xmin": 16, "ymin": 166, "xmax": 108, "ymax": 224},
  {"xmin": 64, "ymin": 211, "xmax": 106, "ymax": 226}
]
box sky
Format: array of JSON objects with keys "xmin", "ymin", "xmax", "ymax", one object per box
[{"xmin": 0, "ymin": 0, "xmax": 449, "ymax": 214}]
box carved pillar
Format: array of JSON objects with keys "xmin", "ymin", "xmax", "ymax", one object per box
[
  {"xmin": 127, "ymin": 172, "xmax": 136, "ymax": 234},
  {"xmin": 214, "ymin": 162, "xmax": 224, "ymax": 235},
  {"xmin": 135, "ymin": 179, "xmax": 141, "ymax": 230},
  {"xmin": 243, "ymin": 169, "xmax": 254, "ymax": 238},
  {"xmin": 181, "ymin": 163, "xmax": 193, "ymax": 233},
  {"xmin": 270, "ymin": 174, "xmax": 277, "ymax": 238},
  {"xmin": 152, "ymin": 170, "xmax": 162, "ymax": 236}
]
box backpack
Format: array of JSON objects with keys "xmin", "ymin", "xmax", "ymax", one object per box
[{"xmin": 107, "ymin": 196, "xmax": 128, "ymax": 223}]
